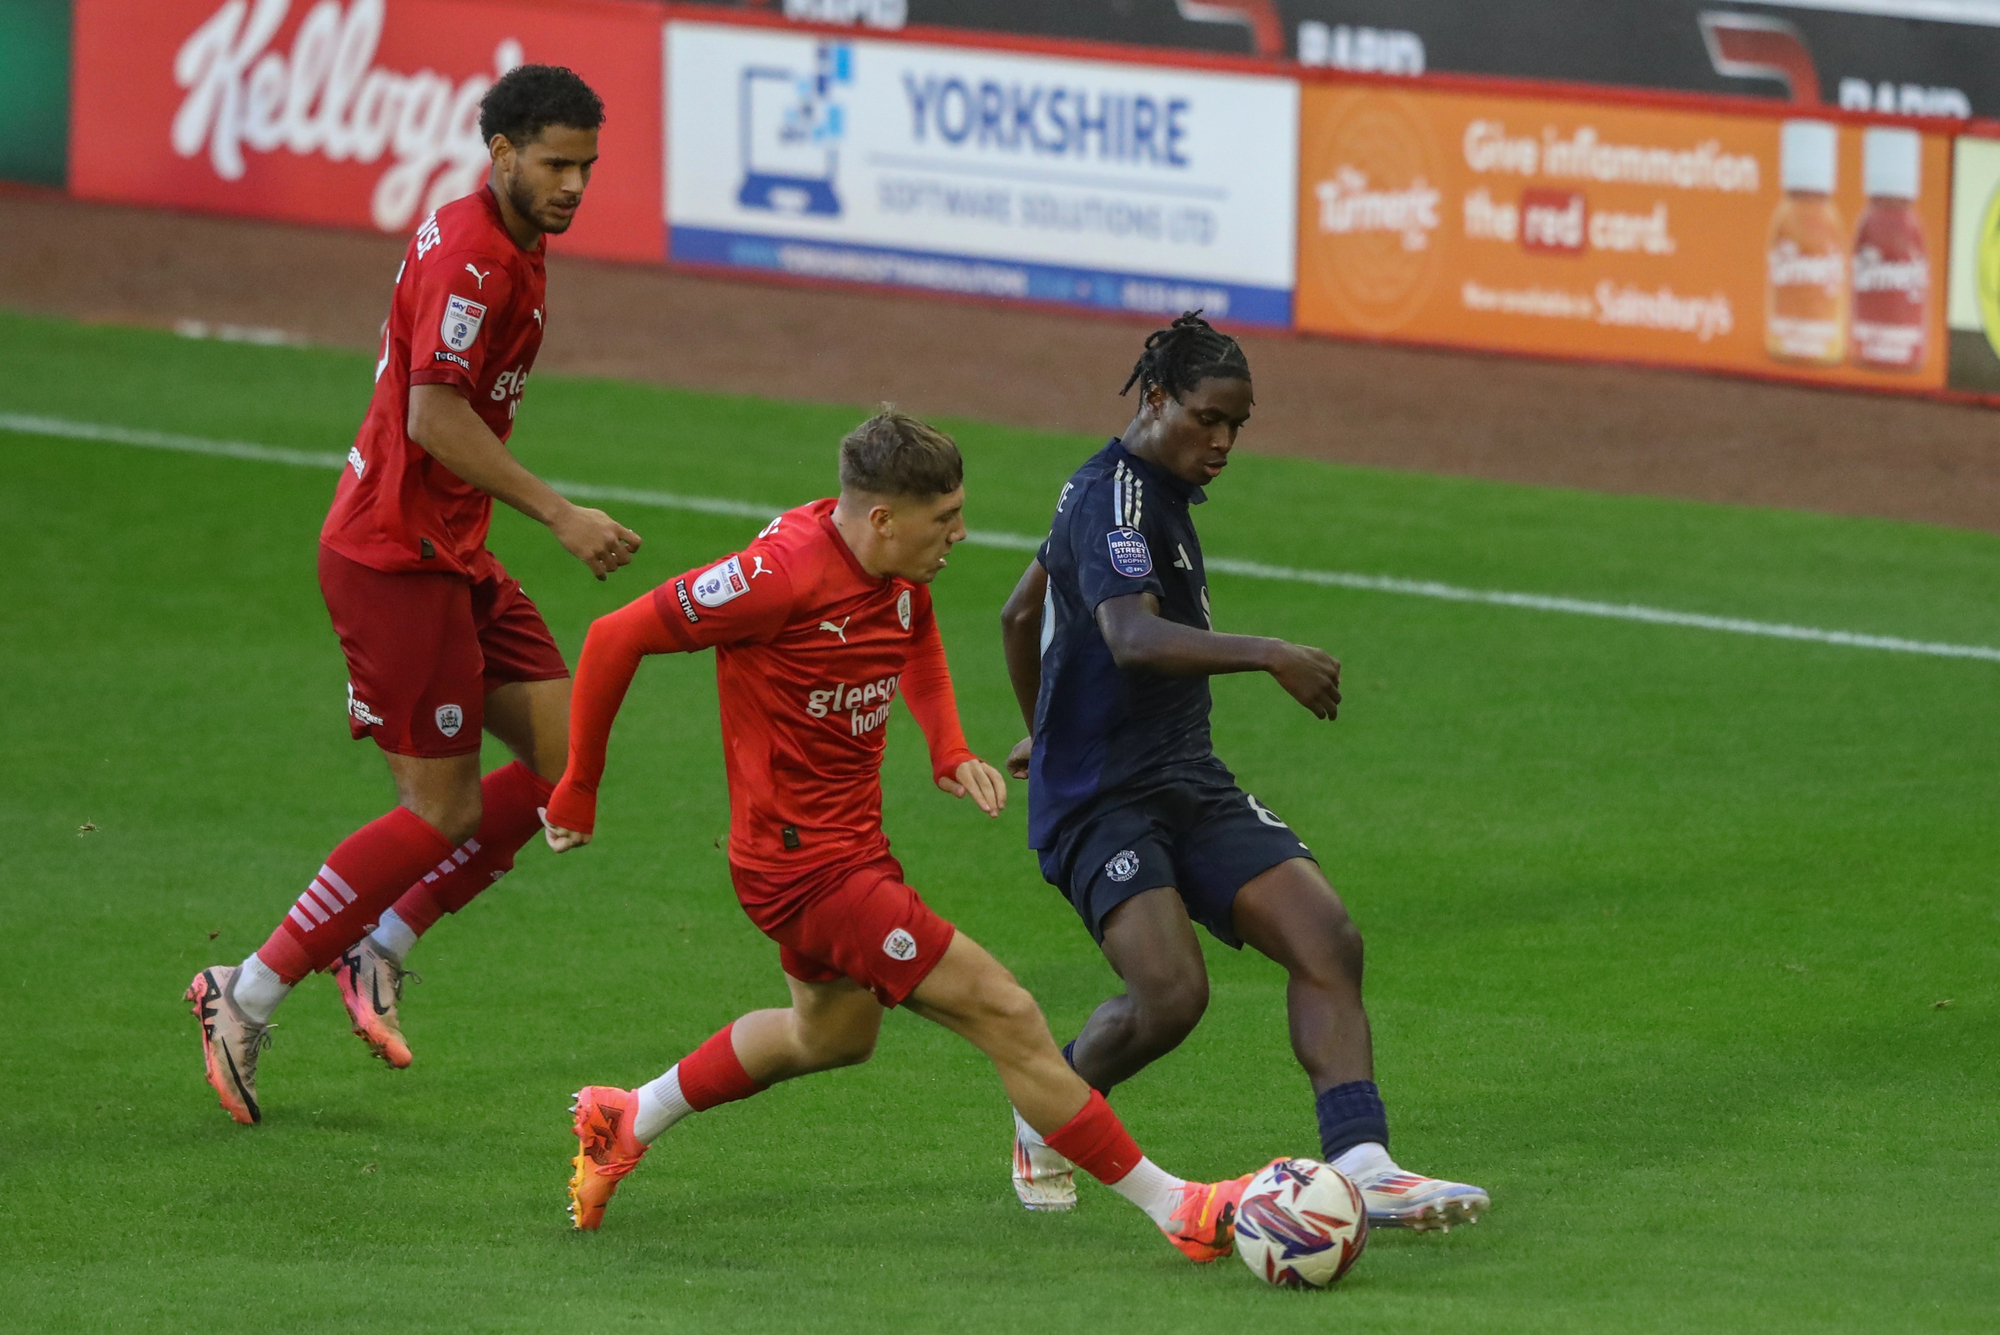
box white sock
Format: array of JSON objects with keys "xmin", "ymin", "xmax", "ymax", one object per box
[
  {"xmin": 1332, "ymin": 1141, "xmax": 1393, "ymax": 1180},
  {"xmin": 633, "ymin": 1065, "xmax": 695, "ymax": 1144},
  {"xmin": 367, "ymin": 908, "xmax": 419, "ymax": 964},
  {"xmin": 1106, "ymin": 1156, "xmax": 1187, "ymax": 1229},
  {"xmin": 231, "ymin": 953, "xmax": 291, "ymax": 1025},
  {"xmin": 1012, "ymin": 1106, "xmax": 1050, "ymax": 1149}
]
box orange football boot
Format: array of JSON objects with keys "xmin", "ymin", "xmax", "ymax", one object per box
[
  {"xmin": 332, "ymin": 940, "xmax": 415, "ymax": 1068},
  {"xmin": 568, "ymin": 1086, "xmax": 649, "ymax": 1230},
  {"xmin": 1163, "ymin": 1172, "xmax": 1253, "ymax": 1262},
  {"xmin": 185, "ymin": 966, "xmax": 270, "ymax": 1125}
]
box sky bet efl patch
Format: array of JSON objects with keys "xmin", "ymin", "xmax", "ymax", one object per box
[
  {"xmin": 692, "ymin": 555, "xmax": 750, "ymax": 607},
  {"xmin": 1106, "ymin": 527, "xmax": 1153, "ymax": 578},
  {"xmin": 441, "ymin": 295, "xmax": 486, "ymax": 352}
]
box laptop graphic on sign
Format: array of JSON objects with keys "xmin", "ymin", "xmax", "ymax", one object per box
[{"xmin": 737, "ymin": 43, "xmax": 851, "ymax": 217}]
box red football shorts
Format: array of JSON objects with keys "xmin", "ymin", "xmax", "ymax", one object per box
[
  {"xmin": 318, "ymin": 545, "xmax": 569, "ymax": 758},
  {"xmin": 730, "ymin": 856, "xmax": 957, "ymax": 1007}
]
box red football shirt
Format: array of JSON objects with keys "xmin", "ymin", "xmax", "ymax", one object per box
[
  {"xmin": 547, "ymin": 500, "xmax": 978, "ymax": 875},
  {"xmin": 321, "ymin": 185, "xmax": 547, "ymax": 578}
]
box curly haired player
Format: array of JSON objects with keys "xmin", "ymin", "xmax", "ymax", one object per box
[
  {"xmin": 998, "ymin": 313, "xmax": 1490, "ymax": 1230},
  {"xmin": 542, "ymin": 409, "xmax": 1258, "ymax": 1260},
  {"xmin": 186, "ymin": 66, "xmax": 644, "ymax": 1124}
]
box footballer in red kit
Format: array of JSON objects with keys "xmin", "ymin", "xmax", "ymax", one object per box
[
  {"xmin": 560, "ymin": 496, "xmax": 972, "ymax": 1003},
  {"xmin": 187, "ymin": 65, "xmax": 645, "ymax": 1126},
  {"xmin": 541, "ymin": 410, "xmax": 1262, "ymax": 1263}
]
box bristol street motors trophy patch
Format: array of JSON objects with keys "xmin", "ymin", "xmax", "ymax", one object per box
[{"xmin": 1107, "ymin": 527, "xmax": 1153, "ymax": 578}]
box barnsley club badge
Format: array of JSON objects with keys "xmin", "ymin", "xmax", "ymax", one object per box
[
  {"xmin": 434, "ymin": 704, "xmax": 464, "ymax": 738},
  {"xmin": 897, "ymin": 589, "xmax": 912, "ymax": 631},
  {"xmin": 441, "ymin": 295, "xmax": 486, "ymax": 352}
]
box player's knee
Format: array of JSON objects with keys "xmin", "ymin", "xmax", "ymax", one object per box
[
  {"xmin": 818, "ymin": 1028, "xmax": 878, "ymax": 1070},
  {"xmin": 1290, "ymin": 909, "xmax": 1363, "ymax": 991},
  {"xmin": 1312, "ymin": 901, "xmax": 1364, "ymax": 982},
  {"xmin": 972, "ymin": 975, "xmax": 1052, "ymax": 1053},
  {"xmin": 414, "ymin": 792, "xmax": 481, "ymax": 847},
  {"xmin": 1133, "ymin": 972, "xmax": 1208, "ymax": 1050},
  {"xmin": 528, "ymin": 746, "xmax": 567, "ymax": 785},
  {"xmin": 796, "ymin": 1017, "xmax": 878, "ymax": 1071},
  {"xmin": 1334, "ymin": 912, "xmax": 1364, "ymax": 971}
]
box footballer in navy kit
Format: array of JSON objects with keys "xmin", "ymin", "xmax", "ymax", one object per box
[{"xmin": 999, "ymin": 313, "xmax": 1489, "ymax": 1231}]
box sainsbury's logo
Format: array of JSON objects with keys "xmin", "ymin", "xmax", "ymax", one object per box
[{"xmin": 171, "ymin": 0, "xmax": 523, "ymax": 232}]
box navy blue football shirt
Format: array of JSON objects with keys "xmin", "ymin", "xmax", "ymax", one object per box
[{"xmin": 1029, "ymin": 439, "xmax": 1216, "ymax": 848}]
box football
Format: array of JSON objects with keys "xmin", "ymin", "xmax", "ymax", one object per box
[{"xmin": 1233, "ymin": 1158, "xmax": 1369, "ymax": 1289}]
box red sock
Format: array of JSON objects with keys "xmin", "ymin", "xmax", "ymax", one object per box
[
  {"xmin": 256, "ymin": 806, "xmax": 456, "ymax": 983},
  {"xmin": 386, "ymin": 762, "xmax": 554, "ymax": 934},
  {"xmin": 677, "ymin": 1023, "xmax": 766, "ymax": 1111},
  {"xmin": 1044, "ymin": 1090, "xmax": 1144, "ymax": 1186}
]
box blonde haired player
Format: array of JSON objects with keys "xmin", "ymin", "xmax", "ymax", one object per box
[{"xmin": 543, "ymin": 409, "xmax": 1257, "ymax": 1259}]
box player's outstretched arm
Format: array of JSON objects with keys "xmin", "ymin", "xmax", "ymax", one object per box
[
  {"xmin": 1097, "ymin": 592, "xmax": 1343, "ymax": 721},
  {"xmin": 998, "ymin": 558, "xmax": 1049, "ymax": 779},
  {"xmin": 541, "ymin": 594, "xmax": 683, "ymax": 851},
  {"xmin": 902, "ymin": 598, "xmax": 1004, "ymax": 817},
  {"xmin": 407, "ymin": 384, "xmax": 641, "ymax": 580}
]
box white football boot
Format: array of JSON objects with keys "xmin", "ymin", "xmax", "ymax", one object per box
[
  {"xmin": 1010, "ymin": 1107, "xmax": 1077, "ymax": 1212},
  {"xmin": 1334, "ymin": 1142, "xmax": 1489, "ymax": 1232}
]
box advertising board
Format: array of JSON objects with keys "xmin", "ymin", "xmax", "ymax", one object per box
[
  {"xmin": 68, "ymin": 0, "xmax": 662, "ymax": 262},
  {"xmin": 696, "ymin": 0, "xmax": 2000, "ymax": 124},
  {"xmin": 663, "ymin": 19, "xmax": 1299, "ymax": 325},
  {"xmin": 1945, "ymin": 133, "xmax": 2000, "ymax": 395},
  {"xmin": 1293, "ymin": 82, "xmax": 1950, "ymax": 389}
]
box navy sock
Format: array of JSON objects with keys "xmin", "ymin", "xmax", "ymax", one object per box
[
  {"xmin": 1315, "ymin": 1080, "xmax": 1389, "ymax": 1161},
  {"xmin": 1060, "ymin": 1039, "xmax": 1112, "ymax": 1096}
]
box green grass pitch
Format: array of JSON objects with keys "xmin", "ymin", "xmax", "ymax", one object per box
[{"xmin": 2, "ymin": 307, "xmax": 1997, "ymax": 1332}]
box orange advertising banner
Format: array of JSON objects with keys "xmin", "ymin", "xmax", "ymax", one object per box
[{"xmin": 1294, "ymin": 83, "xmax": 1951, "ymax": 389}]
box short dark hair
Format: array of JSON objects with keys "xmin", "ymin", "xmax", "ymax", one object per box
[
  {"xmin": 1121, "ymin": 310, "xmax": 1252, "ymax": 402},
  {"xmin": 479, "ymin": 65, "xmax": 605, "ymax": 146},
  {"xmin": 839, "ymin": 407, "xmax": 964, "ymax": 500}
]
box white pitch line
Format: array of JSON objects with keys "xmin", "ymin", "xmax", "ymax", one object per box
[{"xmin": 5, "ymin": 409, "xmax": 1997, "ymax": 664}]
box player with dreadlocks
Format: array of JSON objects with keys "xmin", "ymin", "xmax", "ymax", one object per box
[{"xmin": 998, "ymin": 312, "xmax": 1489, "ymax": 1231}]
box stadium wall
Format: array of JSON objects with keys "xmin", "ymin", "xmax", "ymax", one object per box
[
  {"xmin": 0, "ymin": 0, "xmax": 71, "ymax": 188},
  {"xmin": 39, "ymin": 0, "xmax": 2000, "ymax": 405}
]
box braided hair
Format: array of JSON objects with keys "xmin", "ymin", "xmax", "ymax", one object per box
[{"xmin": 1120, "ymin": 311, "xmax": 1252, "ymax": 402}]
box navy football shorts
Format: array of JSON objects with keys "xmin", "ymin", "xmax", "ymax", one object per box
[{"xmin": 1037, "ymin": 764, "xmax": 1317, "ymax": 949}]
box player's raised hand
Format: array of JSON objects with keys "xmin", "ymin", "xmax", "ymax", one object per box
[
  {"xmin": 939, "ymin": 758, "xmax": 1008, "ymax": 817},
  {"xmin": 1268, "ymin": 642, "xmax": 1342, "ymax": 720},
  {"xmin": 1005, "ymin": 735, "xmax": 1033, "ymax": 780},
  {"xmin": 541, "ymin": 807, "xmax": 592, "ymax": 853},
  {"xmin": 551, "ymin": 501, "xmax": 642, "ymax": 580}
]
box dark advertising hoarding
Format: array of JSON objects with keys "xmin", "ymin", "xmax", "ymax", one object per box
[{"xmin": 699, "ymin": 1, "xmax": 1992, "ymax": 120}]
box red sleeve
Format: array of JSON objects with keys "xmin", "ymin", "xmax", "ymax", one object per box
[
  {"xmin": 406, "ymin": 246, "xmax": 513, "ymax": 398},
  {"xmin": 651, "ymin": 546, "xmax": 797, "ymax": 650},
  {"xmin": 544, "ymin": 548, "xmax": 799, "ymax": 835},
  {"xmin": 899, "ymin": 592, "xmax": 976, "ymax": 783},
  {"xmin": 542, "ymin": 595, "xmax": 681, "ymax": 836}
]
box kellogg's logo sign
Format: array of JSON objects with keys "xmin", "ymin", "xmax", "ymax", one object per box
[
  {"xmin": 171, "ymin": 0, "xmax": 518, "ymax": 232},
  {"xmin": 70, "ymin": 0, "xmax": 663, "ymax": 262}
]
